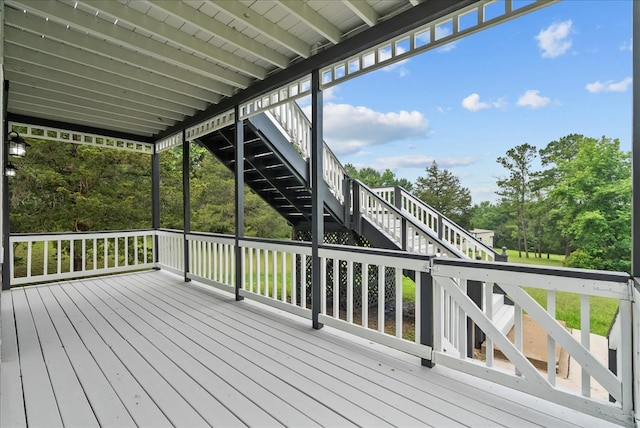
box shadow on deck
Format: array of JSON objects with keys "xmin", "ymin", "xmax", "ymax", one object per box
[{"xmin": 0, "ymin": 270, "xmax": 621, "ymax": 427}]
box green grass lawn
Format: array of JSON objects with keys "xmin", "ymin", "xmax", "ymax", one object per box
[
  {"xmin": 399, "ymin": 249, "xmax": 618, "ymax": 336},
  {"xmin": 503, "ymin": 249, "xmax": 617, "ymax": 336},
  {"xmin": 505, "ymin": 249, "xmax": 565, "ymax": 267}
]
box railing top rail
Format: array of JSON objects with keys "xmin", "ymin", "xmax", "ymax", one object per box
[
  {"xmin": 240, "ymin": 235, "xmax": 312, "ymax": 248},
  {"xmin": 158, "ymin": 228, "xmax": 183, "ymax": 234},
  {"xmin": 432, "ymin": 257, "xmax": 631, "ymax": 284},
  {"xmin": 321, "ymin": 242, "xmax": 434, "ymax": 263},
  {"xmin": 186, "ymin": 231, "xmax": 238, "ymax": 240},
  {"xmin": 395, "ymin": 186, "xmax": 499, "ymax": 258},
  {"xmin": 10, "ymin": 228, "xmax": 155, "ymax": 238}
]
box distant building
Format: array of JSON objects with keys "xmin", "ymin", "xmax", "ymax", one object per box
[{"xmin": 470, "ymin": 229, "xmax": 495, "ymax": 248}]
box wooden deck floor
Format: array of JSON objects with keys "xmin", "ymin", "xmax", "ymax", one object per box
[{"xmin": 0, "ymin": 270, "xmax": 621, "ymax": 427}]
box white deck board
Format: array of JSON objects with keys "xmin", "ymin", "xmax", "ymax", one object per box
[
  {"xmin": 11, "ymin": 289, "xmax": 64, "ymax": 427},
  {"xmin": 34, "ymin": 286, "xmax": 136, "ymax": 427},
  {"xmin": 134, "ymin": 272, "xmax": 597, "ymax": 428},
  {"xmin": 45, "ymin": 285, "xmax": 173, "ymax": 427},
  {"xmin": 21, "ymin": 287, "xmax": 99, "ymax": 427},
  {"xmin": 112, "ymin": 275, "xmax": 426, "ymax": 426},
  {"xmin": 0, "ymin": 270, "xmax": 624, "ymax": 427},
  {"xmin": 0, "ymin": 291, "xmax": 26, "ymax": 428},
  {"xmin": 55, "ymin": 284, "xmax": 210, "ymax": 427},
  {"xmin": 123, "ymin": 274, "xmax": 466, "ymax": 427},
  {"xmin": 85, "ymin": 276, "xmax": 348, "ymax": 427}
]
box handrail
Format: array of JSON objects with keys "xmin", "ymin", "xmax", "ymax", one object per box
[
  {"xmin": 267, "ymin": 102, "xmax": 345, "ymax": 202},
  {"xmin": 10, "ymin": 228, "xmax": 155, "ymax": 237},
  {"xmin": 353, "ymin": 179, "xmax": 462, "ymax": 258},
  {"xmin": 266, "ymin": 101, "xmax": 494, "ymax": 261},
  {"xmin": 373, "ymin": 186, "xmax": 499, "ymax": 261}
]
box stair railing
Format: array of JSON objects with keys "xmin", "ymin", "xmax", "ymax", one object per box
[
  {"xmin": 265, "ymin": 101, "xmax": 495, "ymax": 261},
  {"xmin": 351, "ymin": 179, "xmax": 461, "ymax": 258},
  {"xmin": 267, "ymin": 102, "xmax": 344, "ymax": 203},
  {"xmin": 373, "ymin": 186, "xmax": 499, "ymax": 261}
]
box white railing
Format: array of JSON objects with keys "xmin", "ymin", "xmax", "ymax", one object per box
[
  {"xmin": 267, "ymin": 102, "xmax": 345, "ymax": 202},
  {"xmin": 374, "ymin": 186, "xmax": 497, "ymax": 261},
  {"xmin": 430, "ymin": 258, "xmax": 634, "ymax": 426},
  {"xmin": 358, "ymin": 184, "xmax": 457, "ymax": 257},
  {"xmin": 239, "ymin": 238, "xmax": 312, "ymax": 319},
  {"xmin": 318, "ymin": 244, "xmax": 432, "ymax": 360},
  {"xmin": 268, "ymin": 104, "xmax": 310, "ymax": 158},
  {"xmin": 187, "ymin": 232, "xmax": 235, "ymax": 293},
  {"xmin": 9, "ymin": 229, "xmax": 155, "ymax": 285},
  {"xmin": 7, "ymin": 228, "xmax": 639, "ymax": 424},
  {"xmin": 157, "ymin": 229, "xmax": 184, "ymax": 274}
]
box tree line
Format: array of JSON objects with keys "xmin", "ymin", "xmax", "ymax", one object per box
[
  {"xmin": 491, "ymin": 135, "xmax": 630, "ymax": 272},
  {"xmin": 347, "ymin": 134, "xmax": 631, "ymax": 272},
  {"xmin": 9, "ymin": 140, "xmax": 291, "ymax": 239}
]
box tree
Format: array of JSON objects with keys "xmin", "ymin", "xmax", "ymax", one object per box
[
  {"xmin": 10, "ymin": 139, "xmax": 151, "ymax": 233},
  {"xmin": 11, "ymin": 140, "xmax": 291, "ymax": 240},
  {"xmin": 414, "ymin": 161, "xmax": 473, "ymax": 228},
  {"xmin": 470, "ymin": 201, "xmax": 512, "ymax": 249},
  {"xmin": 496, "ymin": 143, "xmax": 537, "ymax": 258},
  {"xmin": 537, "ymin": 134, "xmax": 586, "ymax": 257},
  {"xmin": 543, "ymin": 135, "xmax": 631, "ymax": 272},
  {"xmin": 344, "ymin": 164, "xmax": 414, "ymax": 191}
]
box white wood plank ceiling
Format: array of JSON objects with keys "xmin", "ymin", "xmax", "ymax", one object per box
[{"xmin": 2, "ymin": 0, "xmax": 554, "ymax": 142}]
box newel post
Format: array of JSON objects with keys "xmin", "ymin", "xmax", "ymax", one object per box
[
  {"xmin": 352, "ymin": 180, "xmax": 361, "ymax": 234},
  {"xmin": 394, "ymin": 186, "xmax": 407, "ymax": 250}
]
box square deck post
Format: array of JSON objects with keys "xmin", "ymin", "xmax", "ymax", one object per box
[
  {"xmin": 311, "ymin": 69, "xmax": 323, "ymax": 330},
  {"xmin": 182, "ymin": 131, "xmax": 190, "ymax": 282},
  {"xmin": 151, "ymin": 149, "xmax": 160, "ymax": 266},
  {"xmin": 235, "ymin": 106, "xmax": 245, "ymax": 301},
  {"xmin": 1, "ymin": 79, "xmax": 9, "ymax": 291},
  {"xmin": 420, "ymin": 269, "xmax": 435, "ymax": 368}
]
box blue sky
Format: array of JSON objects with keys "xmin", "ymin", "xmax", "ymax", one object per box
[{"xmin": 310, "ymin": 0, "xmax": 632, "ymax": 204}]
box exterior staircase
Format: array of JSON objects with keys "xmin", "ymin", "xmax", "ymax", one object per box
[{"xmin": 196, "ymin": 101, "xmax": 513, "ymax": 333}]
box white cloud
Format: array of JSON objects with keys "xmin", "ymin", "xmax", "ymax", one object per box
[
  {"xmin": 322, "ymin": 86, "xmax": 339, "ymax": 101},
  {"xmin": 461, "ymin": 94, "xmax": 507, "ymax": 112},
  {"xmin": 295, "ymin": 86, "xmax": 339, "ymax": 109},
  {"xmin": 434, "ymin": 25, "xmax": 457, "ymax": 52},
  {"xmin": 437, "ymin": 42, "xmax": 457, "ymax": 53},
  {"xmin": 585, "ymin": 77, "xmax": 632, "ymax": 93},
  {"xmin": 462, "ymin": 93, "xmax": 490, "ymax": 111},
  {"xmin": 620, "ymin": 38, "xmax": 632, "ymax": 51},
  {"xmin": 492, "ymin": 97, "xmax": 508, "ymax": 109},
  {"xmin": 414, "ymin": 24, "xmax": 457, "ymax": 52},
  {"xmin": 535, "ymin": 20, "xmax": 573, "ymax": 58},
  {"xmin": 517, "ymin": 90, "xmax": 551, "ymax": 108},
  {"xmin": 314, "ymin": 103, "xmax": 428, "ymax": 156},
  {"xmin": 375, "ymin": 155, "xmax": 476, "ymax": 169},
  {"xmin": 381, "ymin": 46, "xmax": 410, "ymax": 76},
  {"xmin": 470, "ymin": 186, "xmax": 500, "ymax": 202}
]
